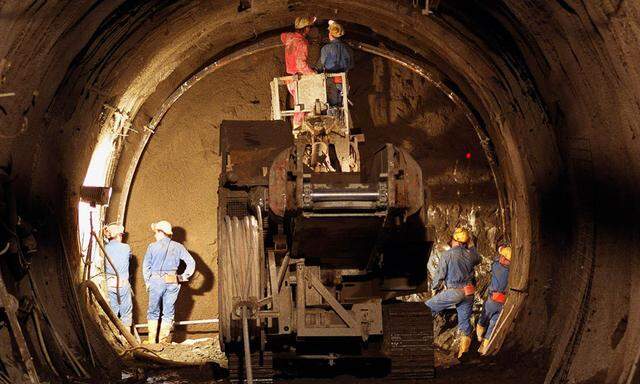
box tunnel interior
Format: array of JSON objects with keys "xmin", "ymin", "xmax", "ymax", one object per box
[{"xmin": 0, "ymin": 1, "xmax": 639, "ymax": 383}]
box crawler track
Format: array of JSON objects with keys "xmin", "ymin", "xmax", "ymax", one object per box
[
  {"xmin": 383, "ymin": 302, "xmax": 436, "ymax": 380},
  {"xmin": 227, "ymin": 350, "xmax": 275, "ymax": 383},
  {"xmin": 227, "ymin": 302, "xmax": 435, "ymax": 382}
]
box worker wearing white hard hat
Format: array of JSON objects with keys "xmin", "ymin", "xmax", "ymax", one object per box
[
  {"xmin": 103, "ymin": 223, "xmax": 133, "ymax": 328},
  {"xmin": 316, "ymin": 20, "xmax": 353, "ymax": 106},
  {"xmin": 143, "ymin": 220, "xmax": 196, "ymax": 344}
]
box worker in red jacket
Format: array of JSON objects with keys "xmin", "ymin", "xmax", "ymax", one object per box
[{"xmin": 281, "ymin": 16, "xmax": 316, "ymax": 130}]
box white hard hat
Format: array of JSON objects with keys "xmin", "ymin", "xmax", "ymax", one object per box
[
  {"xmin": 104, "ymin": 224, "xmax": 124, "ymax": 238},
  {"xmin": 151, "ymin": 220, "xmax": 173, "ymax": 235}
]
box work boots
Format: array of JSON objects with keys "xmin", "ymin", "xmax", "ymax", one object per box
[
  {"xmin": 457, "ymin": 335, "xmax": 472, "ymax": 359},
  {"xmin": 159, "ymin": 322, "xmax": 173, "ymax": 343},
  {"xmin": 145, "ymin": 320, "xmax": 158, "ymax": 344},
  {"xmin": 476, "ymin": 324, "xmax": 486, "ymax": 342}
]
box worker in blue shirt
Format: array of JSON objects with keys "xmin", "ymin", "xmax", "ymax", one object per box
[
  {"xmin": 426, "ymin": 227, "xmax": 480, "ymax": 358},
  {"xmin": 104, "ymin": 224, "xmax": 133, "ymax": 329},
  {"xmin": 143, "ymin": 220, "xmax": 196, "ymax": 343},
  {"xmin": 477, "ymin": 244, "xmax": 511, "ymax": 354},
  {"xmin": 316, "ymin": 20, "xmax": 353, "ymax": 106}
]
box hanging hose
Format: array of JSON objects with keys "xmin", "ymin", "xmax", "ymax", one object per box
[
  {"xmin": 241, "ymin": 306, "xmax": 253, "ymax": 384},
  {"xmin": 220, "ymin": 215, "xmax": 261, "ymax": 383},
  {"xmin": 32, "ymin": 309, "xmax": 60, "ymax": 377}
]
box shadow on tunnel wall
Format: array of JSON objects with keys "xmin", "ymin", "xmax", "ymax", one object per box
[{"xmin": 171, "ymin": 226, "xmax": 215, "ymax": 342}]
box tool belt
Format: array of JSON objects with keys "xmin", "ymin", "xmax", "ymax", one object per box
[
  {"xmin": 491, "ymin": 292, "xmax": 507, "ymax": 303},
  {"xmin": 151, "ymin": 272, "xmax": 179, "ymax": 284},
  {"xmin": 163, "ymin": 274, "xmax": 179, "ymax": 284},
  {"xmin": 106, "ymin": 276, "xmax": 129, "ymax": 289},
  {"xmin": 463, "ymin": 284, "xmax": 476, "ymax": 296}
]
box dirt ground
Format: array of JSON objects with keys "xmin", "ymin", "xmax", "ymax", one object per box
[{"xmin": 125, "ymin": 38, "xmax": 501, "ymax": 355}]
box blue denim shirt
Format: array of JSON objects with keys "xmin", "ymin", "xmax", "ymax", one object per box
[
  {"xmin": 488, "ymin": 259, "xmax": 509, "ymax": 294},
  {"xmin": 317, "ymin": 38, "xmax": 354, "ymax": 73},
  {"xmin": 143, "ymin": 237, "xmax": 196, "ymax": 284},
  {"xmin": 432, "ymin": 245, "xmax": 480, "ymax": 290},
  {"xmin": 105, "ymin": 240, "xmax": 131, "ymax": 282}
]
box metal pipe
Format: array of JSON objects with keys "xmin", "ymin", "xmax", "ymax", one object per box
[
  {"xmin": 626, "ymin": 342, "xmax": 640, "ymax": 384},
  {"xmin": 81, "ymin": 280, "xmax": 194, "ymax": 367},
  {"xmin": 310, "ymin": 191, "xmax": 380, "ymax": 201},
  {"xmin": 133, "ymin": 318, "xmax": 219, "ymax": 329},
  {"xmin": 58, "ymin": 224, "xmax": 95, "ymax": 368},
  {"xmin": 241, "ymin": 306, "xmax": 253, "ymax": 384},
  {"xmin": 32, "ymin": 310, "xmax": 60, "ymax": 377},
  {"xmin": 26, "ymin": 269, "xmax": 87, "ymax": 378},
  {"xmin": 80, "ymin": 280, "xmax": 138, "ymax": 347}
]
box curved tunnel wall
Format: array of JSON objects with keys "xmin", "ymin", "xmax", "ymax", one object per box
[{"xmin": 0, "ymin": 1, "xmax": 639, "ymax": 382}]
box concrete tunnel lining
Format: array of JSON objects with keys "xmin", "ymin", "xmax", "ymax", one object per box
[
  {"xmin": 85, "ymin": 34, "xmax": 518, "ymax": 358},
  {"xmin": 93, "ymin": 11, "xmax": 528, "ymax": 360},
  {"xmin": 1, "ymin": 1, "xmax": 639, "ymax": 382},
  {"xmin": 118, "ymin": 34, "xmax": 506, "ymax": 356},
  {"xmin": 12, "ymin": 0, "xmax": 564, "ymax": 376}
]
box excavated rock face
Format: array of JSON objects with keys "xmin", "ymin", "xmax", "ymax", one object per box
[{"xmin": 0, "ymin": 1, "xmax": 639, "ymax": 383}]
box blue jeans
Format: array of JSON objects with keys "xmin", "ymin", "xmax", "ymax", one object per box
[
  {"xmin": 108, "ymin": 286, "xmax": 133, "ymax": 326},
  {"xmin": 327, "ymin": 82, "xmax": 343, "ymax": 106},
  {"xmin": 147, "ymin": 275, "xmax": 181, "ymax": 322},
  {"xmin": 425, "ymin": 288, "xmax": 474, "ymax": 335},
  {"xmin": 478, "ymin": 298, "xmax": 503, "ymax": 339}
]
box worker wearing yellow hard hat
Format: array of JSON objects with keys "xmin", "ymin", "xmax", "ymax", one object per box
[
  {"xmin": 425, "ymin": 227, "xmax": 480, "ymax": 359},
  {"xmin": 103, "ymin": 223, "xmax": 133, "ymax": 329},
  {"xmin": 143, "ymin": 220, "xmax": 196, "ymax": 344},
  {"xmin": 476, "ymin": 244, "xmax": 512, "ymax": 354}
]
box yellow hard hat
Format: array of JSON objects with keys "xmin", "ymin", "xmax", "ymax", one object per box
[
  {"xmin": 104, "ymin": 224, "xmax": 124, "ymax": 239},
  {"xmin": 151, "ymin": 220, "xmax": 173, "ymax": 235},
  {"xmin": 452, "ymin": 227, "xmax": 470, "ymax": 243},
  {"xmin": 328, "ymin": 20, "xmax": 345, "ymax": 38},
  {"xmin": 295, "ymin": 16, "xmax": 316, "ymax": 30},
  {"xmin": 499, "ymin": 245, "xmax": 512, "ymax": 261}
]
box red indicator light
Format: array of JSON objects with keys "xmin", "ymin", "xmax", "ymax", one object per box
[{"xmin": 465, "ymin": 152, "xmax": 472, "ymax": 159}]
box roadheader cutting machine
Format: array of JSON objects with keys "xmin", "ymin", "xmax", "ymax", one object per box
[{"xmin": 218, "ymin": 72, "xmax": 435, "ymax": 381}]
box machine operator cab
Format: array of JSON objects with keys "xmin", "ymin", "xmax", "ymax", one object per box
[{"xmin": 270, "ymin": 72, "xmax": 363, "ymax": 173}]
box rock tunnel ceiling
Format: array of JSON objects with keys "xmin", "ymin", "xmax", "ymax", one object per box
[{"xmin": 0, "ymin": 1, "xmax": 639, "ymax": 383}]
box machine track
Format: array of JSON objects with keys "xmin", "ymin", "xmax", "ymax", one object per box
[
  {"xmin": 227, "ymin": 350, "xmax": 275, "ymax": 383},
  {"xmin": 383, "ymin": 302, "xmax": 436, "ymax": 380},
  {"xmin": 227, "ymin": 303, "xmax": 435, "ymax": 382}
]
